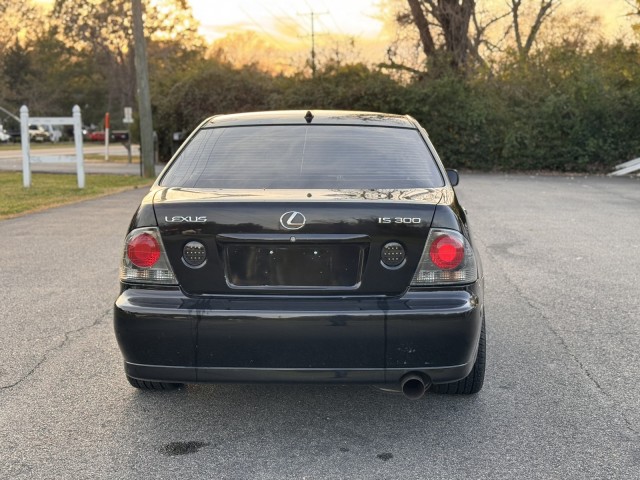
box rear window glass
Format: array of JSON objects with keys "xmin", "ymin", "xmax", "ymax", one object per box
[{"xmin": 160, "ymin": 125, "xmax": 444, "ymax": 189}]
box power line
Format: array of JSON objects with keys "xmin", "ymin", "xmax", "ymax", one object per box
[
  {"xmin": 319, "ymin": 0, "xmax": 347, "ymax": 37},
  {"xmin": 269, "ymin": 3, "xmax": 309, "ymax": 35},
  {"xmin": 0, "ymin": 105, "xmax": 19, "ymax": 122},
  {"xmin": 239, "ymin": 6, "xmax": 290, "ymax": 52}
]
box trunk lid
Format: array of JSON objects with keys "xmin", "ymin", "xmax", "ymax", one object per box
[{"xmin": 153, "ymin": 187, "xmax": 443, "ymax": 296}]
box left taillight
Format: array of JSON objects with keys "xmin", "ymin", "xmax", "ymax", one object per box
[
  {"xmin": 411, "ymin": 228, "xmax": 477, "ymax": 286},
  {"xmin": 120, "ymin": 227, "xmax": 177, "ymax": 284}
]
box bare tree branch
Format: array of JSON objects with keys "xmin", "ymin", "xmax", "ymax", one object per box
[
  {"xmin": 404, "ymin": 0, "xmax": 477, "ymax": 72},
  {"xmin": 524, "ymin": 0, "xmax": 557, "ymax": 54},
  {"xmin": 471, "ymin": 7, "xmax": 510, "ymax": 62},
  {"xmin": 511, "ymin": 0, "xmax": 561, "ymax": 59},
  {"xmin": 407, "ymin": 0, "xmax": 436, "ymax": 58},
  {"xmin": 378, "ymin": 61, "xmax": 424, "ymax": 76},
  {"xmin": 512, "ymin": 0, "xmax": 523, "ymax": 53},
  {"xmin": 400, "ymin": 0, "xmax": 560, "ymax": 73}
]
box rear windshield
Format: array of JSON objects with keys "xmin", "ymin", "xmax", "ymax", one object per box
[{"xmin": 160, "ymin": 125, "xmax": 444, "ymax": 189}]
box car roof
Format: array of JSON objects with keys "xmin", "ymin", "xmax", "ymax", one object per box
[{"xmin": 203, "ymin": 110, "xmax": 415, "ymax": 129}]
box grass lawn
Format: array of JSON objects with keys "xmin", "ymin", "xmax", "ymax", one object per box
[{"xmin": 0, "ymin": 172, "xmax": 152, "ymax": 219}]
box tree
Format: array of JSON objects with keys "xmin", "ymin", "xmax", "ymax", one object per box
[
  {"xmin": 0, "ymin": 1, "xmax": 47, "ymax": 109},
  {"xmin": 0, "ymin": 1, "xmax": 46, "ymax": 56},
  {"xmin": 274, "ymin": 63, "xmax": 406, "ymax": 113},
  {"xmin": 0, "ymin": 31, "xmax": 106, "ymax": 120},
  {"xmin": 52, "ymin": 0, "xmax": 203, "ymax": 125},
  {"xmin": 627, "ymin": 0, "xmax": 640, "ymax": 35},
  {"xmin": 402, "ymin": 0, "xmax": 477, "ymax": 72},
  {"xmin": 509, "ymin": 0, "xmax": 560, "ymax": 59},
  {"xmin": 209, "ymin": 31, "xmax": 300, "ymax": 74},
  {"xmin": 393, "ymin": 0, "xmax": 562, "ymax": 74},
  {"xmin": 153, "ymin": 59, "xmax": 274, "ymax": 160}
]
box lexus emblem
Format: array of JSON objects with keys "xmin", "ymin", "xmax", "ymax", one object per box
[{"xmin": 280, "ymin": 211, "xmax": 306, "ymax": 230}]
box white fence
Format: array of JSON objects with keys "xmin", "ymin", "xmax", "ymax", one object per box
[{"xmin": 20, "ymin": 105, "xmax": 85, "ymax": 188}]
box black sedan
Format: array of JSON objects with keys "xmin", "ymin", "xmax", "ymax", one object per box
[{"xmin": 114, "ymin": 110, "xmax": 485, "ymax": 399}]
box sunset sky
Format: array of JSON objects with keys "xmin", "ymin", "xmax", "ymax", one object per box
[
  {"xmin": 185, "ymin": 0, "xmax": 636, "ymax": 72},
  {"xmin": 29, "ymin": 0, "xmax": 637, "ymax": 71},
  {"xmin": 189, "ymin": 0, "xmax": 635, "ymax": 43},
  {"xmin": 189, "ymin": 0, "xmax": 386, "ymax": 41},
  {"xmin": 182, "ymin": 0, "xmax": 637, "ymax": 73},
  {"xmin": 31, "ymin": 0, "xmax": 636, "ymax": 45}
]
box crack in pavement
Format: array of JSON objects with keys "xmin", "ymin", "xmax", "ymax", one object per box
[
  {"xmin": 0, "ymin": 307, "xmax": 112, "ymax": 391},
  {"xmin": 518, "ymin": 288, "xmax": 640, "ymax": 437},
  {"xmin": 482, "ymin": 241, "xmax": 639, "ymax": 437}
]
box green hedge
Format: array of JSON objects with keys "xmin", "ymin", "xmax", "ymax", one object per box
[{"xmin": 154, "ymin": 43, "xmax": 640, "ymax": 172}]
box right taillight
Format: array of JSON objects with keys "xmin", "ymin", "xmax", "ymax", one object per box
[
  {"xmin": 120, "ymin": 227, "xmax": 177, "ymax": 284},
  {"xmin": 411, "ymin": 229, "xmax": 477, "ymax": 286}
]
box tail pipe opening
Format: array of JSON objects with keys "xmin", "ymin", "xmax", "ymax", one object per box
[{"xmin": 400, "ymin": 372, "xmax": 431, "ymax": 400}]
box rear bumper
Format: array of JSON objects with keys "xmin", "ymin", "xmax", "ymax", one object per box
[
  {"xmin": 122, "ymin": 363, "xmax": 475, "ymax": 385},
  {"xmin": 114, "ymin": 281, "xmax": 483, "ymax": 385}
]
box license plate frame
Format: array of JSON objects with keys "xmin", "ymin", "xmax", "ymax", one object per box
[{"xmin": 224, "ymin": 243, "xmax": 363, "ymax": 289}]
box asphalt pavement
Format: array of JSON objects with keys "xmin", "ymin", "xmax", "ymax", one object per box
[{"xmin": 0, "ymin": 174, "xmax": 638, "ymax": 479}]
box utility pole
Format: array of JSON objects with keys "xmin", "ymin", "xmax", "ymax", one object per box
[
  {"xmin": 132, "ymin": 0, "xmax": 155, "ymax": 178},
  {"xmin": 298, "ymin": 10, "xmax": 328, "ymax": 77}
]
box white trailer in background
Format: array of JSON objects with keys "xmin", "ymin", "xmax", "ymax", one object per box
[{"xmin": 20, "ymin": 105, "xmax": 85, "ymax": 188}]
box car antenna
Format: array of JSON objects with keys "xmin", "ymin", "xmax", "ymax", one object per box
[{"xmin": 304, "ymin": 111, "xmax": 314, "ymax": 124}]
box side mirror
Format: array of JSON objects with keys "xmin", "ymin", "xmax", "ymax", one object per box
[{"xmin": 446, "ymin": 169, "xmax": 459, "ymax": 186}]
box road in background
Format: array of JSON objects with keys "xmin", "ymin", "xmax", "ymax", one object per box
[
  {"xmin": 0, "ymin": 144, "xmax": 131, "ymax": 159},
  {"xmin": 0, "ymin": 144, "xmax": 163, "ymax": 175},
  {"xmin": 0, "ymin": 174, "xmax": 638, "ymax": 479}
]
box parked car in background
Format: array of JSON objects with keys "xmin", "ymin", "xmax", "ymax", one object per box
[
  {"xmin": 28, "ymin": 125, "xmax": 51, "ymax": 142},
  {"xmin": 41, "ymin": 124, "xmax": 63, "ymax": 142},
  {"xmin": 89, "ymin": 130, "xmax": 129, "ymax": 142},
  {"xmin": 89, "ymin": 130, "xmax": 106, "ymax": 142},
  {"xmin": 111, "ymin": 130, "xmax": 129, "ymax": 142},
  {"xmin": 0, "ymin": 126, "xmax": 11, "ymax": 143}
]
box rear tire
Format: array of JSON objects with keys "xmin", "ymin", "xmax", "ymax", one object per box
[
  {"xmin": 126, "ymin": 375, "xmax": 182, "ymax": 391},
  {"xmin": 431, "ymin": 318, "xmax": 486, "ymax": 395}
]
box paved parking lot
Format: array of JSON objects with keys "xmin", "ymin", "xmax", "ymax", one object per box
[{"xmin": 0, "ymin": 173, "xmax": 638, "ymax": 479}]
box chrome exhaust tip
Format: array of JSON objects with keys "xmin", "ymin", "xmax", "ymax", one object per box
[{"xmin": 400, "ymin": 373, "xmax": 431, "ymax": 400}]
